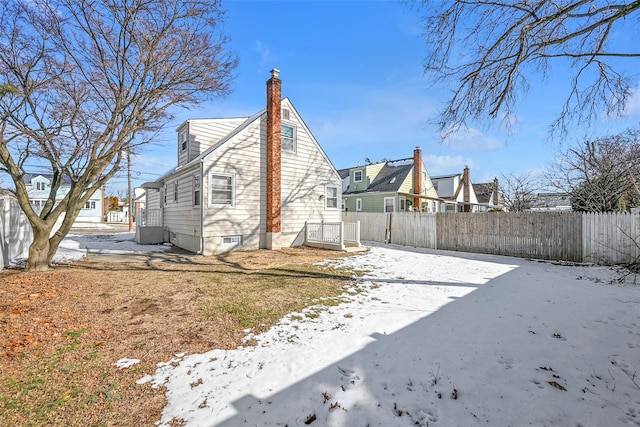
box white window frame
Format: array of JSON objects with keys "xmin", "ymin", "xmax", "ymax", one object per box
[
  {"xmin": 282, "ymin": 123, "xmax": 296, "ymax": 153},
  {"xmin": 163, "ymin": 185, "xmax": 167, "ymax": 206},
  {"xmin": 222, "ymin": 235, "xmax": 242, "ymax": 245},
  {"xmin": 353, "ymin": 169, "xmax": 363, "ymax": 182},
  {"xmin": 173, "ymin": 181, "xmax": 179, "ymax": 203},
  {"xmin": 356, "ymin": 198, "xmax": 362, "ymax": 211},
  {"xmin": 384, "ymin": 197, "xmax": 395, "ymax": 213},
  {"xmin": 325, "ymin": 185, "xmax": 339, "ymax": 209},
  {"xmin": 193, "ymin": 175, "xmax": 201, "ymax": 207},
  {"xmin": 84, "ymin": 201, "xmax": 96, "ymax": 209},
  {"xmin": 209, "ymin": 173, "xmax": 235, "ymax": 207},
  {"xmin": 399, "ymin": 196, "xmax": 406, "ymax": 212},
  {"xmin": 180, "ymin": 130, "xmax": 188, "ymax": 151}
]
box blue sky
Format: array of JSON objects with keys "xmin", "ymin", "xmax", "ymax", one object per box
[{"xmin": 109, "ymin": 0, "xmax": 640, "ymax": 195}]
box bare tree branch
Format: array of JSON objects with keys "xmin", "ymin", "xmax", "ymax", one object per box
[
  {"xmin": 411, "ymin": 0, "xmax": 640, "ymax": 136},
  {"xmin": 0, "ymin": 0, "xmax": 237, "ymax": 270}
]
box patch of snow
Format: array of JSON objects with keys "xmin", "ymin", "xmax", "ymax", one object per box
[
  {"xmin": 115, "ymin": 358, "xmax": 140, "ymax": 369},
  {"xmin": 53, "ymin": 232, "xmax": 170, "ymax": 263},
  {"xmin": 141, "ymin": 243, "xmax": 640, "ymax": 426}
]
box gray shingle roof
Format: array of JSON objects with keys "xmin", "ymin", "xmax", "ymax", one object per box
[{"xmin": 343, "ymin": 161, "xmax": 413, "ymax": 195}]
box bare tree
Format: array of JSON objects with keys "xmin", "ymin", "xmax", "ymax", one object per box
[
  {"xmin": 500, "ymin": 171, "xmax": 541, "ymax": 212},
  {"xmin": 547, "ymin": 129, "xmax": 640, "ymax": 212},
  {"xmin": 412, "ymin": 1, "xmax": 640, "ymax": 136},
  {"xmin": 0, "ymin": 0, "xmax": 237, "ymax": 271}
]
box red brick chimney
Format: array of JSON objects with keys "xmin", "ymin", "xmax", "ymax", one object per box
[
  {"xmin": 266, "ymin": 69, "xmax": 281, "ymax": 233},
  {"xmin": 463, "ymin": 166, "xmax": 471, "ymax": 212},
  {"xmin": 413, "ymin": 147, "xmax": 422, "ymax": 211}
]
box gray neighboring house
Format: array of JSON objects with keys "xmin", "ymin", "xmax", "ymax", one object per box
[{"xmin": 137, "ymin": 69, "xmax": 342, "ymax": 255}]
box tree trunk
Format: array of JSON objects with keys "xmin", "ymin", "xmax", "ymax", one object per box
[{"xmin": 25, "ymin": 226, "xmax": 52, "ymax": 271}]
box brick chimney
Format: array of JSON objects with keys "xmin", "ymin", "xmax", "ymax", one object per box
[
  {"xmin": 493, "ymin": 177, "xmax": 499, "ymax": 207},
  {"xmin": 266, "ymin": 69, "xmax": 282, "ymax": 238},
  {"xmin": 413, "ymin": 147, "xmax": 422, "ymax": 211},
  {"xmin": 463, "ymin": 166, "xmax": 471, "ymax": 212}
]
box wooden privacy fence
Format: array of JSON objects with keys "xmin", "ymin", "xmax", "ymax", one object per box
[{"xmin": 342, "ymin": 211, "xmax": 640, "ymax": 264}]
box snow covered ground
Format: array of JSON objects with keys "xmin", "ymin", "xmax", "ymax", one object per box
[
  {"xmin": 53, "ymin": 232, "xmax": 170, "ymax": 263},
  {"xmin": 123, "ymin": 242, "xmax": 640, "ymax": 427}
]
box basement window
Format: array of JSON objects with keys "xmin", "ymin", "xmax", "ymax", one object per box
[{"xmin": 222, "ymin": 235, "xmax": 241, "ymax": 245}]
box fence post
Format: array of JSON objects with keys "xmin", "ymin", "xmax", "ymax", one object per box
[
  {"xmin": 340, "ymin": 221, "xmax": 345, "ymax": 250},
  {"xmin": 356, "ymin": 220, "xmax": 361, "ymax": 246},
  {"xmin": 305, "ymin": 221, "xmax": 309, "ymax": 245}
]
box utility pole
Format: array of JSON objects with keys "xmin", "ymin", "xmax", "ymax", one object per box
[{"xmin": 127, "ymin": 149, "xmax": 134, "ymax": 231}]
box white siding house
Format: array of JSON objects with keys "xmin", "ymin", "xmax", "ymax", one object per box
[
  {"xmin": 139, "ymin": 70, "xmax": 342, "ymax": 255},
  {"xmin": 25, "ymin": 173, "xmax": 103, "ymax": 222}
]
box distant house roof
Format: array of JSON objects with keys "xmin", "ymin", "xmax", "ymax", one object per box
[
  {"xmin": 528, "ymin": 193, "xmax": 572, "ymax": 211},
  {"xmin": 343, "ymin": 158, "xmax": 414, "ymax": 195},
  {"xmin": 24, "ymin": 173, "xmax": 72, "ymax": 185},
  {"xmin": 0, "ymin": 188, "xmax": 16, "ymax": 199},
  {"xmin": 337, "ymin": 168, "xmax": 350, "ymax": 180},
  {"xmin": 473, "ymin": 182, "xmax": 495, "ymax": 204}
]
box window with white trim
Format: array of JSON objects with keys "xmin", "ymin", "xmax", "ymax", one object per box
[
  {"xmin": 173, "ymin": 181, "xmax": 178, "ymax": 202},
  {"xmin": 163, "ymin": 185, "xmax": 167, "ymax": 206},
  {"xmin": 193, "ymin": 175, "xmax": 201, "ymax": 206},
  {"xmin": 180, "ymin": 131, "xmax": 188, "ymax": 151},
  {"xmin": 282, "ymin": 124, "xmax": 296, "ymax": 153},
  {"xmin": 353, "ymin": 169, "xmax": 363, "ymax": 182},
  {"xmin": 84, "ymin": 201, "xmax": 96, "ymax": 209},
  {"xmin": 222, "ymin": 235, "xmax": 242, "ymax": 245},
  {"xmin": 36, "ymin": 182, "xmax": 46, "ymax": 191},
  {"xmin": 384, "ymin": 197, "xmax": 395, "ymax": 213},
  {"xmin": 399, "ymin": 196, "xmax": 406, "ymax": 212},
  {"xmin": 209, "ymin": 173, "xmax": 235, "ymax": 207},
  {"xmin": 356, "ymin": 198, "xmax": 362, "ymax": 211},
  {"xmin": 325, "ymin": 185, "xmax": 338, "ymax": 209}
]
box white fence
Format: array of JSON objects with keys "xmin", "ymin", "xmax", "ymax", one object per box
[
  {"xmin": 0, "ymin": 199, "xmax": 33, "ymax": 269},
  {"xmin": 305, "ymin": 221, "xmax": 361, "ymax": 251},
  {"xmin": 343, "ymin": 211, "xmax": 640, "ymax": 265},
  {"xmin": 138, "ymin": 208, "xmax": 163, "ymax": 227}
]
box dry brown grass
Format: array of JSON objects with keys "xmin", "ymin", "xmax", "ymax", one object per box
[{"xmin": 0, "ymin": 246, "xmax": 360, "ymax": 427}]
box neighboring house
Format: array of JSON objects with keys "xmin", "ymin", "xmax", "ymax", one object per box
[
  {"xmin": 338, "ymin": 148, "xmax": 441, "ymax": 213},
  {"xmin": 431, "ymin": 167, "xmax": 482, "ymax": 212},
  {"xmin": 24, "ymin": 173, "xmax": 103, "ymax": 222},
  {"xmin": 137, "ymin": 69, "xmax": 342, "ymax": 255},
  {"xmin": 473, "ymin": 178, "xmax": 501, "ymax": 211},
  {"xmin": 527, "ymin": 193, "xmax": 572, "ymax": 212}
]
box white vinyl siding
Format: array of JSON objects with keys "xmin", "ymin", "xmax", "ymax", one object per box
[
  {"xmin": 177, "ymin": 118, "xmax": 247, "ymax": 166},
  {"xmin": 279, "ymin": 99, "xmax": 341, "ymax": 236},
  {"xmin": 160, "ymin": 164, "xmax": 202, "ymax": 252},
  {"xmin": 164, "ymin": 98, "xmax": 341, "ymax": 255}
]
